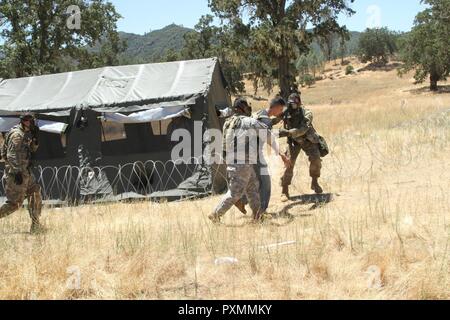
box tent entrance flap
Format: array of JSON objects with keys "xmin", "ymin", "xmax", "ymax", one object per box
[
  {"xmin": 0, "ymin": 117, "xmax": 68, "ymax": 134},
  {"xmin": 101, "ymin": 106, "xmax": 191, "ymax": 124}
]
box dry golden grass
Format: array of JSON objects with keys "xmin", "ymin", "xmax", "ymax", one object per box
[{"xmin": 1, "ymin": 59, "xmax": 449, "ymax": 300}]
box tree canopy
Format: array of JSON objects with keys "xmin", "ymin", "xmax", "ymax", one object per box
[
  {"xmin": 398, "ymin": 0, "xmax": 450, "ymax": 91},
  {"xmin": 208, "ymin": 0, "xmax": 355, "ymax": 98},
  {"xmin": 181, "ymin": 14, "xmax": 245, "ymax": 94},
  {"xmin": 357, "ymin": 27, "xmax": 399, "ymax": 65},
  {"xmin": 0, "ymin": 0, "xmax": 124, "ymax": 78}
]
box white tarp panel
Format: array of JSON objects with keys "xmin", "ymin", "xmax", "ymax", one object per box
[
  {"xmin": 102, "ymin": 106, "xmax": 191, "ymax": 124},
  {"xmin": 0, "ymin": 58, "xmax": 217, "ymax": 113},
  {"xmin": 0, "ymin": 118, "xmax": 68, "ymax": 134},
  {"xmin": 38, "ymin": 120, "xmax": 69, "ymax": 134}
]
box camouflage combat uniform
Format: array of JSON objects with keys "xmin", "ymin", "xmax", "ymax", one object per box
[
  {"xmin": 238, "ymin": 109, "xmax": 278, "ymax": 212},
  {"xmin": 0, "ymin": 124, "xmax": 42, "ymax": 230},
  {"xmin": 212, "ymin": 114, "xmax": 264, "ymax": 220},
  {"xmin": 281, "ymin": 106, "xmax": 323, "ymax": 195}
]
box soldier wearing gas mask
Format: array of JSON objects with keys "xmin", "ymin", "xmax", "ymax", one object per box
[{"xmin": 279, "ymin": 93, "xmax": 329, "ymax": 201}]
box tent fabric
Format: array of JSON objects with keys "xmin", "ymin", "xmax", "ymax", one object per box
[
  {"xmin": 148, "ymin": 168, "xmax": 213, "ymax": 201},
  {"xmin": 0, "ymin": 117, "xmax": 68, "ymax": 134},
  {"xmin": 102, "ymin": 106, "xmax": 191, "ymax": 124},
  {"xmin": 0, "ymin": 58, "xmax": 218, "ymax": 113},
  {"xmin": 0, "ymin": 58, "xmax": 230, "ymax": 203},
  {"xmin": 40, "ymin": 99, "xmax": 199, "ymax": 117}
]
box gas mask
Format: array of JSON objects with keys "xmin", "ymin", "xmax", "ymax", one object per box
[
  {"xmin": 289, "ymin": 102, "xmax": 300, "ymax": 110},
  {"xmin": 287, "ymin": 93, "xmax": 302, "ymax": 110}
]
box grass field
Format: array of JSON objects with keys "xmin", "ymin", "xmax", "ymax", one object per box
[{"xmin": 1, "ymin": 59, "xmax": 449, "ymax": 300}]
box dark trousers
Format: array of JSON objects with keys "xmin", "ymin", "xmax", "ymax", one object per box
[
  {"xmin": 240, "ymin": 163, "xmax": 271, "ymax": 212},
  {"xmin": 281, "ymin": 140, "xmax": 322, "ymax": 188}
]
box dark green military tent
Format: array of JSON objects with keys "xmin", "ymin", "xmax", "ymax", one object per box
[{"xmin": 0, "ymin": 58, "xmax": 229, "ymax": 203}]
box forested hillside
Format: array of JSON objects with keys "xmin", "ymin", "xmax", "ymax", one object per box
[{"xmin": 118, "ymin": 24, "xmax": 361, "ymax": 64}]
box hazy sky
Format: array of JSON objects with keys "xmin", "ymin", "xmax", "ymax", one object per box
[{"xmin": 110, "ymin": 0, "xmax": 428, "ymax": 34}]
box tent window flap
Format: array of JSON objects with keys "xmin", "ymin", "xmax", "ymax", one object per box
[
  {"xmin": 0, "ymin": 117, "xmax": 68, "ymax": 134},
  {"xmin": 101, "ymin": 106, "xmax": 191, "ymax": 124}
]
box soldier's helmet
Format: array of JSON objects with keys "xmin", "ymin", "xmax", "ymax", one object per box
[
  {"xmin": 233, "ymin": 98, "xmax": 252, "ymax": 116},
  {"xmin": 20, "ymin": 113, "xmax": 35, "ymax": 121}
]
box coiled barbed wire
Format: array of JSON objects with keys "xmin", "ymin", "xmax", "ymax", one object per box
[
  {"xmin": 0, "ymin": 108, "xmax": 448, "ymax": 206},
  {"xmin": 0, "ymin": 157, "xmax": 220, "ymax": 204}
]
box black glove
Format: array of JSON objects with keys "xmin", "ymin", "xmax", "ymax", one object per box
[
  {"xmin": 278, "ymin": 129, "xmax": 291, "ymax": 138},
  {"xmin": 31, "ymin": 122, "xmax": 40, "ymax": 135},
  {"xmin": 14, "ymin": 172, "xmax": 23, "ymax": 185},
  {"xmin": 30, "ymin": 121, "xmax": 40, "ymax": 145}
]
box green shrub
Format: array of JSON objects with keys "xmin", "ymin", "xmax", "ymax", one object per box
[
  {"xmin": 300, "ymin": 74, "xmax": 316, "ymax": 87},
  {"xmin": 345, "ymin": 65, "xmax": 354, "ymax": 75}
]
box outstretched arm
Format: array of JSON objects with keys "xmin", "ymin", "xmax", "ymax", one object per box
[
  {"xmin": 264, "ymin": 129, "xmax": 291, "ymax": 168},
  {"xmin": 279, "ymin": 109, "xmax": 314, "ymax": 139}
]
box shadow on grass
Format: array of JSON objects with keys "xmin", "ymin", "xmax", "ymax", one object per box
[
  {"xmin": 265, "ymin": 193, "xmax": 335, "ymax": 227},
  {"xmin": 358, "ymin": 62, "xmax": 402, "ymax": 72},
  {"xmin": 221, "ymin": 193, "xmax": 335, "ymax": 228},
  {"xmin": 277, "ymin": 193, "xmax": 334, "ymax": 216},
  {"xmin": 406, "ymin": 85, "xmax": 450, "ymax": 95}
]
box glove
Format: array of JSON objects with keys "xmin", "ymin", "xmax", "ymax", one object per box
[
  {"xmin": 14, "ymin": 172, "xmax": 23, "ymax": 185},
  {"xmin": 271, "ymin": 116, "xmax": 283, "ymax": 127},
  {"xmin": 30, "ymin": 123, "xmax": 40, "ymax": 146},
  {"xmin": 278, "ymin": 129, "xmax": 291, "ymax": 138}
]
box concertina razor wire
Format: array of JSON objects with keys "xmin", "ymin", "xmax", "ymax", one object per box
[{"xmin": 0, "ymin": 156, "xmax": 227, "ymax": 204}]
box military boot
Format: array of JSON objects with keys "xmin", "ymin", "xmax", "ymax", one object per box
[
  {"xmin": 260, "ymin": 212, "xmax": 273, "ymax": 223},
  {"xmin": 281, "ymin": 186, "xmax": 290, "ymax": 203},
  {"xmin": 234, "ymin": 200, "xmax": 247, "ymax": 215},
  {"xmin": 208, "ymin": 213, "xmax": 221, "ymax": 225},
  {"xmin": 30, "ymin": 221, "xmax": 47, "ymax": 235},
  {"xmin": 311, "ymin": 178, "xmax": 323, "ymax": 194},
  {"xmin": 252, "ymin": 209, "xmax": 267, "ymax": 223}
]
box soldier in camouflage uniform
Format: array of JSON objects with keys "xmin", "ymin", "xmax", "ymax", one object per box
[
  {"xmin": 209, "ymin": 98, "xmax": 265, "ymax": 224},
  {"xmin": 279, "ymin": 93, "xmax": 328, "ymax": 201},
  {"xmin": 237, "ymin": 97, "xmax": 291, "ymax": 214},
  {"xmin": 0, "ymin": 114, "xmax": 44, "ymax": 234}
]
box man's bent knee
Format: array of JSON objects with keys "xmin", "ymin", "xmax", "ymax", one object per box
[{"xmin": 0, "ymin": 202, "xmax": 20, "ymax": 219}]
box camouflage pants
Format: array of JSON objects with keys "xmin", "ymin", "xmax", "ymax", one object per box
[
  {"xmin": 240, "ymin": 163, "xmax": 271, "ymax": 212},
  {"xmin": 0, "ymin": 171, "xmax": 42, "ymax": 224},
  {"xmin": 281, "ymin": 140, "xmax": 322, "ymax": 188},
  {"xmin": 214, "ymin": 164, "xmax": 261, "ymax": 217}
]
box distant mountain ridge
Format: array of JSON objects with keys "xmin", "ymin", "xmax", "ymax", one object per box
[
  {"xmin": 118, "ymin": 24, "xmax": 192, "ymax": 64},
  {"xmin": 118, "ymin": 24, "xmax": 362, "ymax": 64}
]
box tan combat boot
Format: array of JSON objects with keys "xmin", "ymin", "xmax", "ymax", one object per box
[
  {"xmin": 252, "ymin": 209, "xmax": 270, "ymax": 223},
  {"xmin": 311, "ymin": 178, "xmax": 323, "ymax": 194},
  {"xmin": 234, "ymin": 200, "xmax": 247, "ymax": 215},
  {"xmin": 281, "ymin": 186, "xmax": 290, "ymax": 203},
  {"xmin": 208, "ymin": 213, "xmax": 221, "ymax": 224},
  {"xmin": 260, "ymin": 212, "xmax": 273, "ymax": 222}
]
